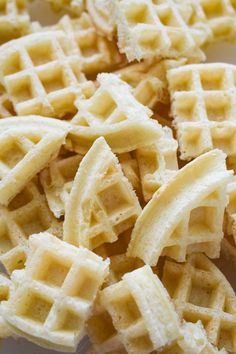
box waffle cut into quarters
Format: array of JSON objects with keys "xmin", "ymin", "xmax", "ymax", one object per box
[
  {"xmin": 168, "ymin": 63, "xmax": 236, "ymax": 160},
  {"xmin": 1, "ymin": 232, "xmax": 109, "ymax": 352},
  {"xmin": 0, "ymin": 30, "xmax": 92, "ymax": 118},
  {"xmin": 162, "ymin": 253, "xmax": 236, "ymax": 353}
]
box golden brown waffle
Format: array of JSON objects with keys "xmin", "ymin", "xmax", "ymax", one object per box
[
  {"xmin": 64, "ymin": 137, "xmax": 142, "ymax": 250},
  {"xmin": 40, "ymin": 152, "xmax": 83, "ymax": 218},
  {"xmin": 46, "ymin": 0, "xmax": 84, "ymax": 16},
  {"xmin": 128, "ymin": 150, "xmax": 232, "ymax": 265},
  {"xmin": 0, "ymin": 116, "xmax": 70, "ymax": 205},
  {"xmin": 136, "ymin": 126, "xmax": 178, "ymax": 202},
  {"xmin": 1, "ymin": 232, "xmax": 110, "ymax": 352},
  {"xmin": 0, "ymin": 176, "xmax": 63, "ymax": 274},
  {"xmin": 69, "ymin": 73, "xmax": 164, "ymax": 154},
  {"xmin": 100, "ymin": 265, "xmax": 181, "ymax": 353},
  {"xmin": 0, "ymin": 0, "xmax": 30, "ymax": 44},
  {"xmin": 168, "ymin": 63, "xmax": 236, "ymax": 160},
  {"xmin": 162, "ymin": 253, "xmax": 236, "ymax": 352},
  {"xmin": 0, "ymin": 31, "xmax": 93, "ymax": 118},
  {"xmin": 112, "ymin": 0, "xmax": 205, "ymax": 62},
  {"xmin": 86, "ymin": 0, "xmax": 116, "ymax": 38},
  {"xmin": 0, "ymin": 273, "xmax": 13, "ymax": 338}
]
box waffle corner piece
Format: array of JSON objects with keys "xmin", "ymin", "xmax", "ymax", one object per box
[
  {"xmin": 1, "ymin": 232, "xmax": 110, "ymax": 352},
  {"xmin": 128, "ymin": 149, "xmax": 232, "ymax": 265}
]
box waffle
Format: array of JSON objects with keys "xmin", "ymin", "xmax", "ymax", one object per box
[
  {"xmin": 49, "ymin": 13, "xmax": 124, "ymax": 78},
  {"xmin": 136, "ymin": 126, "xmax": 178, "ymax": 202},
  {"xmin": 64, "ymin": 137, "xmax": 142, "ymax": 251},
  {"xmin": 0, "ymin": 116, "xmax": 70, "ymax": 206},
  {"xmin": 0, "ymin": 176, "xmax": 63, "ymax": 274},
  {"xmin": 225, "ymin": 176, "xmax": 236, "ymax": 244},
  {"xmin": 0, "ymin": 31, "xmax": 93, "ymax": 118},
  {"xmin": 1, "ymin": 232, "xmax": 109, "ymax": 352},
  {"xmin": 221, "ymin": 236, "xmax": 236, "ymax": 264},
  {"xmin": 86, "ymin": 0, "xmax": 116, "ymax": 37},
  {"xmin": 100, "ymin": 265, "xmax": 180, "ymax": 353},
  {"xmin": 0, "ymin": 273, "xmax": 13, "ymax": 338},
  {"xmin": 112, "ymin": 0, "xmax": 205, "ymax": 62},
  {"xmin": 162, "ymin": 253, "xmax": 236, "ymax": 352},
  {"xmin": 0, "ymin": 0, "xmax": 30, "ymax": 44},
  {"xmin": 40, "ymin": 152, "xmax": 83, "ymax": 218},
  {"xmin": 128, "ymin": 149, "xmax": 232, "ymax": 265},
  {"xmin": 46, "ymin": 0, "xmax": 84, "ymax": 16},
  {"xmin": 168, "ymin": 63, "xmax": 236, "ymax": 160},
  {"xmin": 0, "ymin": 84, "xmax": 15, "ymax": 118},
  {"xmin": 69, "ymin": 73, "xmax": 164, "ymax": 155}
]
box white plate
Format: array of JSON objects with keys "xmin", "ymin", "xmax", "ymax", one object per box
[{"xmin": 0, "ymin": 2, "xmax": 235, "ymax": 353}]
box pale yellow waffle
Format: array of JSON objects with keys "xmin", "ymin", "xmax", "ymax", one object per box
[
  {"xmin": 225, "ymin": 176, "xmax": 236, "ymax": 243},
  {"xmin": 64, "ymin": 137, "xmax": 142, "ymax": 250},
  {"xmin": 0, "ymin": 273, "xmax": 13, "ymax": 338},
  {"xmin": 0, "ymin": 0, "xmax": 30, "ymax": 44},
  {"xmin": 100, "ymin": 265, "xmax": 181, "ymax": 353},
  {"xmin": 40, "ymin": 152, "xmax": 83, "ymax": 218},
  {"xmin": 128, "ymin": 150, "xmax": 232, "ymax": 265},
  {"xmin": 162, "ymin": 253, "xmax": 236, "ymax": 352},
  {"xmin": 46, "ymin": 0, "xmax": 84, "ymax": 16},
  {"xmin": 0, "ymin": 31, "xmax": 93, "ymax": 118},
  {"xmin": 112, "ymin": 0, "xmax": 205, "ymax": 62},
  {"xmin": 1, "ymin": 232, "xmax": 109, "ymax": 352},
  {"xmin": 0, "ymin": 176, "xmax": 63, "ymax": 274},
  {"xmin": 0, "ymin": 84, "xmax": 15, "ymax": 118},
  {"xmin": 0, "ymin": 116, "xmax": 70, "ymax": 206},
  {"xmin": 168, "ymin": 63, "xmax": 236, "ymax": 160},
  {"xmin": 69, "ymin": 73, "xmax": 164, "ymax": 155},
  {"xmin": 86, "ymin": 0, "xmax": 116, "ymax": 38},
  {"xmin": 136, "ymin": 126, "xmax": 178, "ymax": 202}
]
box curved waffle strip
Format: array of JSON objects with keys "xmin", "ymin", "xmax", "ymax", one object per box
[
  {"xmin": 112, "ymin": 0, "xmax": 205, "ymax": 62},
  {"xmin": 100, "ymin": 265, "xmax": 180, "ymax": 353},
  {"xmin": 46, "ymin": 0, "xmax": 84, "ymax": 16},
  {"xmin": 168, "ymin": 63, "xmax": 236, "ymax": 160},
  {"xmin": 0, "ymin": 31, "xmax": 92, "ymax": 118},
  {"xmin": 0, "ymin": 176, "xmax": 63, "ymax": 274},
  {"xmin": 128, "ymin": 149, "xmax": 232, "ymax": 265},
  {"xmin": 162, "ymin": 253, "xmax": 236, "ymax": 353},
  {"xmin": 1, "ymin": 232, "xmax": 109, "ymax": 352},
  {"xmin": 69, "ymin": 73, "xmax": 163, "ymax": 154},
  {"xmin": 86, "ymin": 0, "xmax": 116, "ymax": 38},
  {"xmin": 64, "ymin": 137, "xmax": 141, "ymax": 250},
  {"xmin": 0, "ymin": 116, "xmax": 70, "ymax": 205}
]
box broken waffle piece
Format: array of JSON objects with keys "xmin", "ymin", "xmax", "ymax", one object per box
[
  {"xmin": 63, "ymin": 137, "xmax": 142, "ymax": 251},
  {"xmin": 0, "ymin": 31, "xmax": 92, "ymax": 118},
  {"xmin": 0, "ymin": 273, "xmax": 13, "ymax": 338},
  {"xmin": 69, "ymin": 73, "xmax": 164, "ymax": 154},
  {"xmin": 86, "ymin": 0, "xmax": 116, "ymax": 38},
  {"xmin": 162, "ymin": 253, "xmax": 236, "ymax": 353},
  {"xmin": 128, "ymin": 149, "xmax": 232, "ymax": 265},
  {"xmin": 0, "ymin": 116, "xmax": 70, "ymax": 206},
  {"xmin": 100, "ymin": 265, "xmax": 181, "ymax": 353},
  {"xmin": 168, "ymin": 63, "xmax": 236, "ymax": 160},
  {"xmin": 1, "ymin": 232, "xmax": 109, "ymax": 352}
]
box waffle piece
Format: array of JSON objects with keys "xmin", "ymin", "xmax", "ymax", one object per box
[
  {"xmin": 69, "ymin": 73, "xmax": 164, "ymax": 154},
  {"xmin": 112, "ymin": 0, "xmax": 205, "ymax": 62},
  {"xmin": 46, "ymin": 0, "xmax": 84, "ymax": 16},
  {"xmin": 40, "ymin": 152, "xmax": 83, "ymax": 218},
  {"xmin": 1, "ymin": 232, "xmax": 109, "ymax": 352},
  {"xmin": 0, "ymin": 273, "xmax": 13, "ymax": 338},
  {"xmin": 225, "ymin": 176, "xmax": 236, "ymax": 243},
  {"xmin": 100, "ymin": 265, "xmax": 180, "ymax": 353},
  {"xmin": 136, "ymin": 126, "xmax": 178, "ymax": 202},
  {"xmin": 0, "ymin": 31, "xmax": 93, "ymax": 118},
  {"xmin": 0, "ymin": 0, "xmax": 30, "ymax": 44},
  {"xmin": 0, "ymin": 176, "xmax": 63, "ymax": 274},
  {"xmin": 0, "ymin": 84, "xmax": 15, "ymax": 118},
  {"xmin": 64, "ymin": 137, "xmax": 142, "ymax": 250},
  {"xmin": 162, "ymin": 253, "xmax": 236, "ymax": 352},
  {"xmin": 168, "ymin": 63, "xmax": 236, "ymax": 160},
  {"xmin": 51, "ymin": 13, "xmax": 124, "ymax": 78},
  {"xmin": 86, "ymin": 0, "xmax": 116, "ymax": 37},
  {"xmin": 0, "ymin": 116, "xmax": 69, "ymax": 205},
  {"xmin": 128, "ymin": 149, "xmax": 232, "ymax": 265}
]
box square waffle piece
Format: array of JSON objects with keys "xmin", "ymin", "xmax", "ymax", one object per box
[
  {"xmin": 0, "ymin": 176, "xmax": 63, "ymax": 274},
  {"xmin": 1, "ymin": 232, "xmax": 110, "ymax": 352},
  {"xmin": 168, "ymin": 63, "xmax": 236, "ymax": 160},
  {"xmin": 128, "ymin": 149, "xmax": 232, "ymax": 265},
  {"xmin": 63, "ymin": 137, "xmax": 142, "ymax": 251},
  {"xmin": 0, "ymin": 116, "xmax": 70, "ymax": 205},
  {"xmin": 98, "ymin": 265, "xmax": 180, "ymax": 353},
  {"xmin": 0, "ymin": 0, "xmax": 30, "ymax": 44},
  {"xmin": 69, "ymin": 73, "xmax": 164, "ymax": 155},
  {"xmin": 46, "ymin": 0, "xmax": 84, "ymax": 16},
  {"xmin": 112, "ymin": 0, "xmax": 205, "ymax": 62},
  {"xmin": 162, "ymin": 253, "xmax": 236, "ymax": 353},
  {"xmin": 0, "ymin": 30, "xmax": 93, "ymax": 118}
]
